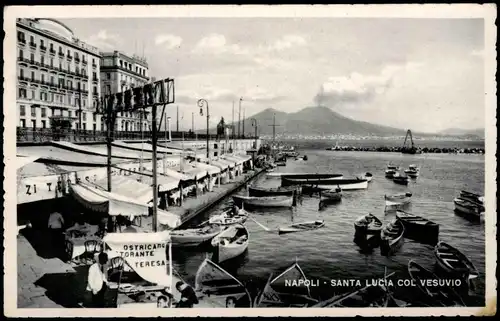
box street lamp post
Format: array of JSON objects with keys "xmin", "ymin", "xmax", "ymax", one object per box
[{"xmin": 198, "ymin": 99, "xmax": 210, "ymax": 160}]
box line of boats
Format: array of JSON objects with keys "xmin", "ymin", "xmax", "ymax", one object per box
[{"xmin": 385, "ymin": 164, "xmax": 420, "ymax": 186}]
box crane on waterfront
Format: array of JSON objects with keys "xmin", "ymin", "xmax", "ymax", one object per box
[{"xmin": 402, "ymin": 129, "xmax": 420, "ymax": 154}]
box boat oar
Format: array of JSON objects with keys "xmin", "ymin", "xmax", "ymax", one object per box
[{"xmin": 247, "ymin": 214, "xmax": 271, "ymax": 232}]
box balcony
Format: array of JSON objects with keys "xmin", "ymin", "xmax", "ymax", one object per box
[
  {"xmin": 40, "ymin": 45, "xmax": 47, "ymax": 52},
  {"xmin": 92, "ymin": 77, "xmax": 99, "ymax": 82},
  {"xmin": 50, "ymin": 49, "xmax": 56, "ymax": 55},
  {"xmin": 92, "ymin": 63, "xmax": 97, "ymax": 68},
  {"xmin": 18, "ymin": 38, "xmax": 26, "ymax": 45},
  {"xmin": 29, "ymin": 42, "xmax": 36, "ymax": 48},
  {"xmin": 82, "ymin": 59, "xmax": 87, "ymax": 65},
  {"xmin": 58, "ymin": 51, "xmax": 64, "ymax": 58},
  {"xmin": 75, "ymin": 57, "xmax": 80, "ymax": 63},
  {"xmin": 67, "ymin": 54, "xmax": 73, "ymax": 61}
]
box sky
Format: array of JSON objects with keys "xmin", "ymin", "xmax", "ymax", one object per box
[{"xmin": 60, "ymin": 17, "xmax": 485, "ymax": 133}]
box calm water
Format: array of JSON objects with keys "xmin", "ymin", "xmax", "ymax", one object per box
[{"xmin": 173, "ymin": 149, "xmax": 486, "ymax": 306}]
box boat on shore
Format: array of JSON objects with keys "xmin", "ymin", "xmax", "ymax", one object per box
[
  {"xmin": 248, "ymin": 185, "xmax": 298, "ymax": 197},
  {"xmin": 209, "ymin": 208, "xmax": 248, "ymax": 226},
  {"xmin": 278, "ymin": 220, "xmax": 325, "ymax": 235},
  {"xmin": 253, "ymin": 262, "xmax": 318, "ymax": 307},
  {"xmin": 232, "ymin": 195, "xmax": 295, "ymax": 208},
  {"xmin": 392, "ymin": 174, "xmax": 409, "ymax": 186},
  {"xmin": 396, "ymin": 210, "xmax": 439, "ymax": 245},
  {"xmin": 384, "ymin": 192, "xmax": 412, "ymax": 207},
  {"xmin": 354, "ymin": 213, "xmax": 383, "ymax": 235},
  {"xmin": 171, "ymin": 224, "xmax": 224, "ymax": 247},
  {"xmin": 404, "ymin": 164, "xmax": 420, "ymax": 178},
  {"xmin": 282, "ymin": 177, "xmax": 368, "ymax": 190},
  {"xmin": 195, "ymin": 258, "xmax": 252, "ymax": 307},
  {"xmin": 380, "ymin": 219, "xmax": 404, "ymax": 256},
  {"xmin": 434, "ymin": 241, "xmax": 479, "ymax": 292},
  {"xmin": 453, "ymin": 198, "xmax": 483, "ymax": 218},
  {"xmin": 211, "ymin": 224, "xmax": 249, "ymax": 263},
  {"xmin": 408, "ymin": 260, "xmax": 465, "ymax": 307}
]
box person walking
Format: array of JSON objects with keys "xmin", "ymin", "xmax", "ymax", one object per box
[
  {"xmin": 86, "ymin": 252, "xmax": 109, "ymax": 308},
  {"xmin": 47, "ymin": 212, "xmax": 65, "ymax": 258}
]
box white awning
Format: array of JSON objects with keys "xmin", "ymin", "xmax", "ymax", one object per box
[
  {"xmin": 192, "ymin": 161, "xmax": 221, "ymax": 175},
  {"xmin": 16, "ymin": 156, "xmax": 41, "ymax": 169},
  {"xmin": 184, "ymin": 166, "xmax": 208, "ymax": 180},
  {"xmin": 138, "ymin": 170, "xmax": 181, "ymax": 192},
  {"xmin": 93, "ymin": 176, "xmax": 153, "ymax": 204},
  {"xmin": 210, "ymin": 160, "xmax": 230, "ymax": 171},
  {"xmin": 217, "ymin": 158, "xmax": 236, "ymax": 168},
  {"xmin": 222, "ymin": 155, "xmax": 244, "ymax": 165}
]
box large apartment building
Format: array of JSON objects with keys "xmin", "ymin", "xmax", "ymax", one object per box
[
  {"xmin": 16, "ymin": 18, "xmax": 103, "ymax": 131},
  {"xmin": 100, "ymin": 51, "xmax": 151, "ymax": 132}
]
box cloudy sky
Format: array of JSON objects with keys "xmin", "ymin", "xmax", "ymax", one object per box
[{"xmin": 60, "ymin": 17, "xmax": 485, "ymax": 133}]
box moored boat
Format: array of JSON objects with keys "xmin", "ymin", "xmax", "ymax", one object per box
[
  {"xmin": 396, "ymin": 210, "xmax": 439, "ymax": 245},
  {"xmin": 453, "ymin": 198, "xmax": 483, "ymax": 218},
  {"xmin": 253, "ymin": 262, "xmax": 318, "ymax": 307},
  {"xmin": 384, "ymin": 192, "xmax": 412, "ymax": 207},
  {"xmin": 278, "ymin": 220, "xmax": 325, "ymax": 235},
  {"xmin": 392, "ymin": 174, "xmax": 409, "ymax": 186},
  {"xmin": 364, "ymin": 172, "xmax": 373, "ymax": 182},
  {"xmin": 385, "ymin": 165, "xmax": 399, "ymax": 178},
  {"xmin": 171, "ymin": 224, "xmax": 224, "ymax": 247},
  {"xmin": 232, "ymin": 195, "xmax": 295, "ymax": 208},
  {"xmin": 195, "ymin": 258, "xmax": 252, "ymax": 307},
  {"xmin": 209, "ymin": 208, "xmax": 248, "ymax": 226},
  {"xmin": 434, "ymin": 241, "xmax": 479, "ymax": 291},
  {"xmin": 354, "ymin": 213, "xmax": 383, "ymax": 235},
  {"xmin": 320, "ymin": 187, "xmax": 342, "ymax": 202},
  {"xmin": 282, "ymin": 177, "xmax": 368, "ymax": 190},
  {"xmin": 248, "ymin": 185, "xmax": 298, "ymax": 197},
  {"xmin": 408, "ymin": 260, "xmax": 465, "ymax": 307},
  {"xmin": 404, "ymin": 164, "xmax": 420, "ymax": 177},
  {"xmin": 457, "ymin": 191, "xmax": 485, "ymax": 212},
  {"xmin": 380, "ymin": 219, "xmax": 404, "ymax": 256},
  {"xmin": 211, "ymin": 224, "xmax": 249, "ymax": 263},
  {"xmin": 280, "ymin": 173, "xmax": 343, "ymax": 180}
]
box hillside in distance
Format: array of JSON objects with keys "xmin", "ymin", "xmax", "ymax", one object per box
[
  {"xmin": 439, "ymin": 127, "xmax": 485, "ymax": 139},
  {"xmin": 236, "ymin": 106, "xmax": 410, "ymax": 137}
]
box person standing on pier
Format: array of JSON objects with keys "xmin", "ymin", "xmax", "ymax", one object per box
[
  {"xmin": 86, "ymin": 252, "xmax": 109, "ymax": 308},
  {"xmin": 47, "ymin": 211, "xmax": 65, "ymax": 258}
]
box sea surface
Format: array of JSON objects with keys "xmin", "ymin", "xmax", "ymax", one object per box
[{"xmin": 172, "ymin": 149, "xmax": 486, "ymax": 307}]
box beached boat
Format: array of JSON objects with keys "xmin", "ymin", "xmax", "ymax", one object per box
[
  {"xmin": 408, "ymin": 260, "xmax": 465, "ymax": 307},
  {"xmin": 253, "ymin": 262, "xmax": 318, "ymax": 307},
  {"xmin": 313, "ymin": 271, "xmax": 396, "ymax": 307},
  {"xmin": 210, "ymin": 224, "xmax": 249, "ymax": 263},
  {"xmin": 392, "ymin": 174, "xmax": 409, "ymax": 186},
  {"xmin": 364, "ymin": 172, "xmax": 373, "ymax": 182},
  {"xmin": 209, "ymin": 209, "xmax": 248, "ymax": 226},
  {"xmin": 170, "ymin": 224, "xmax": 224, "ymax": 247},
  {"xmin": 195, "ymin": 258, "xmax": 252, "ymax": 307},
  {"xmin": 282, "ymin": 177, "xmax": 368, "ymax": 191},
  {"xmin": 248, "ymin": 185, "xmax": 298, "ymax": 197},
  {"xmin": 278, "ymin": 220, "xmax": 325, "ymax": 235},
  {"xmin": 354, "ymin": 213, "xmax": 383, "ymax": 235},
  {"xmin": 453, "ymin": 198, "xmax": 483, "ymax": 217},
  {"xmin": 396, "ymin": 210, "xmax": 439, "ymax": 244},
  {"xmin": 384, "ymin": 192, "xmax": 412, "ymax": 207},
  {"xmin": 232, "ymin": 195, "xmax": 294, "ymax": 208},
  {"xmin": 380, "ymin": 219, "xmax": 404, "ymax": 256},
  {"xmin": 434, "ymin": 242, "xmax": 479, "ymax": 290}
]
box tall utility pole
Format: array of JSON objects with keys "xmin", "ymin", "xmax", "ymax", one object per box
[
  {"xmin": 231, "ymin": 101, "xmax": 235, "ymax": 152},
  {"xmin": 238, "ymin": 97, "xmax": 242, "ymax": 138},
  {"xmin": 176, "ymin": 105, "xmax": 179, "ymax": 132},
  {"xmin": 198, "ymin": 99, "xmax": 210, "ymax": 160},
  {"xmin": 268, "ymin": 112, "xmax": 281, "ymax": 142},
  {"xmin": 242, "ymin": 106, "xmax": 245, "ymax": 138},
  {"xmin": 191, "ymin": 112, "xmax": 194, "ymax": 133}
]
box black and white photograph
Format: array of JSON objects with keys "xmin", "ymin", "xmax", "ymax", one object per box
[{"xmin": 3, "ymin": 4, "xmax": 496, "ymax": 317}]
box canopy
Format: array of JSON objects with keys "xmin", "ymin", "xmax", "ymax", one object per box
[
  {"xmin": 93, "ymin": 176, "xmax": 153, "ymax": 204},
  {"xmin": 104, "ymin": 231, "xmax": 173, "ymax": 287},
  {"xmin": 158, "ymin": 210, "xmax": 182, "ymax": 229},
  {"xmin": 183, "ymin": 166, "xmax": 208, "ymax": 180},
  {"xmin": 217, "ymin": 158, "xmax": 236, "ymax": 168},
  {"xmin": 138, "ymin": 170, "xmax": 180, "ymax": 192},
  {"xmin": 192, "ymin": 161, "xmax": 221, "ymax": 175},
  {"xmin": 210, "ymin": 160, "xmax": 230, "ymax": 171},
  {"xmin": 222, "ymin": 155, "xmax": 244, "ymax": 165},
  {"xmin": 16, "ymin": 156, "xmax": 40, "ymax": 170},
  {"xmin": 142, "ymin": 163, "xmax": 193, "ymax": 181},
  {"xmin": 70, "ymin": 183, "xmax": 151, "ymax": 216}
]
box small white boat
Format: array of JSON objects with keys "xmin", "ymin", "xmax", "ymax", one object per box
[
  {"xmin": 253, "ymin": 262, "xmax": 318, "ymax": 307},
  {"xmin": 278, "ymin": 220, "xmax": 325, "ymax": 235},
  {"xmin": 232, "ymin": 195, "xmax": 294, "ymax": 208},
  {"xmin": 364, "ymin": 172, "xmax": 373, "ymax": 182},
  {"xmin": 384, "ymin": 192, "xmax": 412, "ymax": 207},
  {"xmin": 404, "ymin": 164, "xmax": 420, "ymax": 177},
  {"xmin": 385, "ymin": 165, "xmax": 399, "ymax": 178},
  {"xmin": 209, "ymin": 208, "xmax": 248, "ymax": 226},
  {"xmin": 170, "ymin": 224, "xmax": 224, "ymax": 247},
  {"xmin": 195, "ymin": 258, "xmax": 252, "ymax": 307},
  {"xmin": 211, "ymin": 224, "xmax": 249, "ymax": 263},
  {"xmin": 282, "ymin": 177, "xmax": 368, "ymax": 191}
]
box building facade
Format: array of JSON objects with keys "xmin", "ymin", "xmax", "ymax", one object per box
[
  {"xmin": 100, "ymin": 51, "xmax": 151, "ymax": 132},
  {"xmin": 16, "ymin": 18, "xmax": 102, "ymax": 131}
]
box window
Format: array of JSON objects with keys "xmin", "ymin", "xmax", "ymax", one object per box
[
  {"xmin": 41, "ymin": 56, "xmax": 45, "ymax": 65},
  {"xmin": 120, "ymin": 60, "xmax": 123, "ymax": 67},
  {"xmin": 106, "ymin": 73, "xmax": 110, "ymax": 80},
  {"xmin": 50, "ymin": 58, "xmax": 54, "ymax": 67},
  {"xmin": 83, "ymin": 99, "xmax": 86, "ymax": 107},
  {"xmin": 40, "ymin": 39, "xmax": 44, "ymax": 46},
  {"xmin": 18, "ymin": 88, "xmax": 27, "ymax": 98},
  {"xmin": 50, "ymin": 43, "xmax": 54, "ymax": 50},
  {"xmin": 67, "ymin": 49, "xmax": 70, "ymax": 55},
  {"xmin": 20, "ymin": 69, "xmax": 24, "ymax": 78},
  {"xmin": 18, "ymin": 49, "xmax": 23, "ymax": 59},
  {"xmin": 17, "ymin": 31, "xmax": 25, "ymax": 41},
  {"xmin": 68, "ymin": 110, "xmax": 72, "ymax": 117},
  {"xmin": 83, "ymin": 112, "xmax": 87, "ymax": 121},
  {"xmin": 50, "ymin": 93, "xmax": 54, "ymax": 102},
  {"xmin": 20, "ymin": 119, "xmax": 26, "ymax": 128},
  {"xmin": 82, "ymin": 123, "xmax": 86, "ymax": 130},
  {"xmin": 76, "ymin": 66, "xmax": 79, "ymax": 74},
  {"xmin": 30, "ymin": 71, "xmax": 35, "ymax": 81},
  {"xmin": 41, "ymin": 120, "xmax": 46, "ymax": 128},
  {"xmin": 41, "ymin": 108, "xmax": 46, "ymax": 117},
  {"xmin": 31, "ymin": 90, "xmax": 35, "ymax": 99},
  {"xmin": 30, "ymin": 35, "xmax": 34, "ymax": 43},
  {"xmin": 50, "ymin": 76, "xmax": 54, "ymax": 84},
  {"xmin": 31, "ymin": 106, "xmax": 36, "ymax": 117},
  {"xmin": 30, "ymin": 53, "xmax": 34, "ymax": 61},
  {"xmin": 20, "ymin": 105, "xmax": 26, "ymax": 116},
  {"xmin": 92, "ymin": 72, "xmax": 97, "ymax": 79},
  {"xmin": 106, "ymin": 85, "xmax": 111, "ymax": 94},
  {"xmin": 41, "ymin": 74, "xmax": 45, "ymax": 82},
  {"xmin": 93, "ymin": 86, "xmax": 97, "ymax": 94}
]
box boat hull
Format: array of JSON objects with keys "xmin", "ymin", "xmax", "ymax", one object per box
[
  {"xmin": 248, "ymin": 186, "xmax": 297, "ymax": 197},
  {"xmin": 282, "ymin": 177, "xmax": 368, "ymax": 190},
  {"xmin": 380, "ymin": 220, "xmax": 405, "ymax": 256},
  {"xmin": 171, "ymin": 228, "xmax": 222, "ymax": 247},
  {"xmin": 396, "ymin": 213, "xmax": 439, "ymax": 245},
  {"xmin": 454, "ymin": 199, "xmax": 482, "ymax": 217},
  {"xmin": 232, "ymin": 195, "xmax": 293, "ymax": 208},
  {"xmin": 278, "ymin": 221, "xmax": 325, "ymax": 235}
]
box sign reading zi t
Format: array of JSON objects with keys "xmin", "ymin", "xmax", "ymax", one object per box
[{"xmin": 94, "ymin": 78, "xmax": 175, "ymax": 232}]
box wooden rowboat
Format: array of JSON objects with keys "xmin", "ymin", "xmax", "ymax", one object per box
[
  {"xmin": 253, "ymin": 262, "xmax": 318, "ymax": 307},
  {"xmin": 384, "ymin": 192, "xmax": 412, "ymax": 207},
  {"xmin": 434, "ymin": 241, "xmax": 479, "ymax": 291},
  {"xmin": 408, "ymin": 260, "xmax": 465, "ymax": 307},
  {"xmin": 392, "ymin": 174, "xmax": 409, "ymax": 186},
  {"xmin": 453, "ymin": 198, "xmax": 483, "ymax": 218},
  {"xmin": 195, "ymin": 258, "xmax": 252, "ymax": 307},
  {"xmin": 211, "ymin": 224, "xmax": 249, "ymax": 263},
  {"xmin": 170, "ymin": 224, "xmax": 224, "ymax": 247},
  {"xmin": 278, "ymin": 220, "xmax": 325, "ymax": 235},
  {"xmin": 354, "ymin": 213, "xmax": 383, "ymax": 235},
  {"xmin": 248, "ymin": 185, "xmax": 298, "ymax": 197},
  {"xmin": 232, "ymin": 195, "xmax": 294, "ymax": 208},
  {"xmin": 209, "ymin": 208, "xmax": 248, "ymax": 226},
  {"xmin": 396, "ymin": 210, "xmax": 439, "ymax": 245},
  {"xmin": 282, "ymin": 177, "xmax": 368, "ymax": 190},
  {"xmin": 380, "ymin": 219, "xmax": 404, "ymax": 256},
  {"xmin": 364, "ymin": 172, "xmax": 373, "ymax": 182}
]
